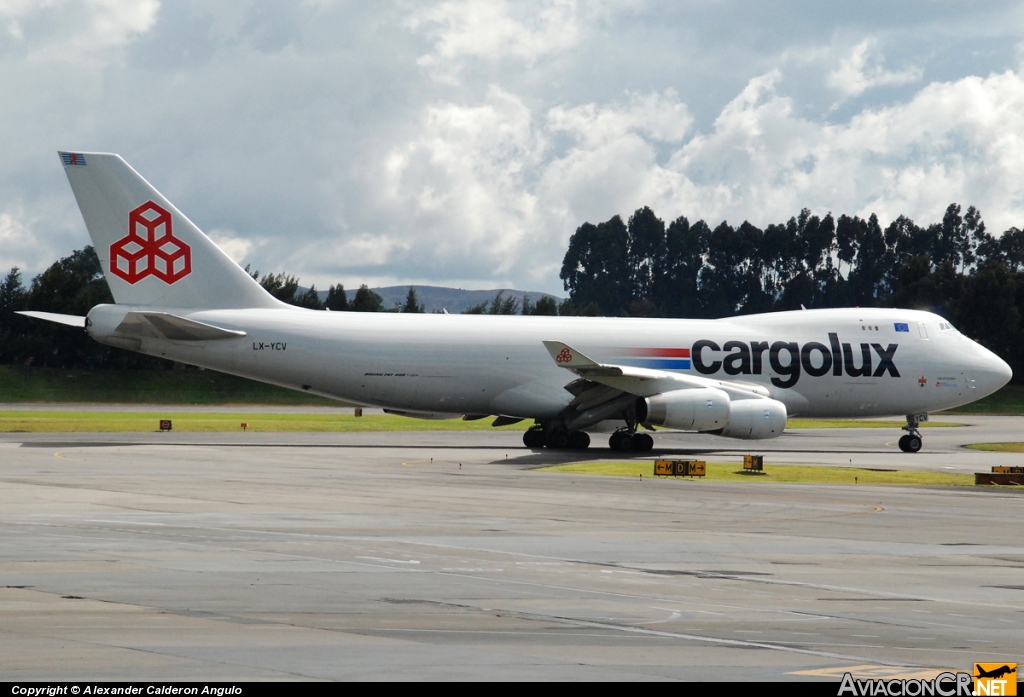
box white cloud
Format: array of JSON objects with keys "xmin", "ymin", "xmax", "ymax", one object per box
[
  {"xmin": 374, "ymin": 67, "xmax": 1024, "ymax": 291},
  {"xmin": 380, "ymin": 86, "xmax": 546, "ymax": 277},
  {"xmin": 2, "ymin": 2, "xmax": 1024, "ymax": 295},
  {"xmin": 828, "ymin": 39, "xmax": 923, "ymax": 98},
  {"xmin": 206, "ymin": 230, "xmax": 254, "ymax": 266},
  {"xmin": 411, "ymin": 0, "xmax": 581, "ymax": 69},
  {"xmin": 548, "ymin": 90, "xmax": 692, "ymax": 146},
  {"xmin": 1, "ymin": 0, "xmax": 159, "ymax": 64}
]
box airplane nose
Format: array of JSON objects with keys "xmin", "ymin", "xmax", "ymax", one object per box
[{"xmin": 973, "ymin": 344, "xmax": 1013, "ymax": 396}]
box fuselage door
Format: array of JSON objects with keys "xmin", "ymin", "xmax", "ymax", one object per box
[{"xmin": 917, "ymin": 321, "xmax": 929, "ymax": 340}]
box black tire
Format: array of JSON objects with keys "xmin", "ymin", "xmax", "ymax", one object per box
[
  {"xmin": 635, "ymin": 433, "xmax": 654, "ymax": 452},
  {"xmin": 906, "ymin": 435, "xmax": 922, "ymax": 453},
  {"xmin": 523, "ymin": 429, "xmax": 544, "ymax": 448},
  {"xmin": 569, "ymin": 431, "xmax": 591, "ymax": 450},
  {"xmin": 609, "ymin": 432, "xmax": 633, "ymax": 452},
  {"xmin": 546, "ymin": 428, "xmax": 571, "ymax": 449},
  {"xmin": 898, "ymin": 435, "xmax": 910, "ymax": 452}
]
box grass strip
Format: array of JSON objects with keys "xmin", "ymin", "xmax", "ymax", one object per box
[
  {"xmin": 0, "ymin": 411, "xmax": 966, "ymax": 433},
  {"xmin": 0, "ymin": 412, "xmax": 965, "ymax": 433},
  {"xmin": 0, "ymin": 366, "xmax": 337, "ymax": 405},
  {"xmin": 939, "ymin": 384, "xmax": 1024, "ymax": 415},
  {"xmin": 964, "ymin": 442, "xmax": 1024, "ymax": 453},
  {"xmin": 538, "ymin": 461, "xmax": 973, "ymax": 486},
  {"xmin": 0, "ymin": 411, "xmax": 528, "ymax": 433},
  {"xmin": 784, "ymin": 419, "xmax": 958, "ymax": 429}
]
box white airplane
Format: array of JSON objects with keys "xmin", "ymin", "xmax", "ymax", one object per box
[{"xmin": 19, "ymin": 152, "xmax": 1013, "ymax": 453}]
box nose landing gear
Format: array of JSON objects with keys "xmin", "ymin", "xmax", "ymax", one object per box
[{"xmin": 898, "ymin": 414, "xmax": 925, "ymax": 453}]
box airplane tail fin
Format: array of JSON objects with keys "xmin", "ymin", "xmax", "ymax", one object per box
[{"xmin": 58, "ymin": 151, "xmax": 281, "ymax": 310}]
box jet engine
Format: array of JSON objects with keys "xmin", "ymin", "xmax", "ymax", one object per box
[
  {"xmin": 636, "ymin": 388, "xmax": 787, "ymax": 440},
  {"xmin": 716, "ymin": 398, "xmax": 787, "ymax": 440},
  {"xmin": 635, "ymin": 387, "xmax": 730, "ymax": 431}
]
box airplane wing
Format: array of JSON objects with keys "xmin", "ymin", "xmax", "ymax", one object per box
[
  {"xmin": 542, "ymin": 341, "xmax": 770, "ymax": 400},
  {"xmin": 543, "ymin": 341, "xmax": 772, "ymax": 432}
]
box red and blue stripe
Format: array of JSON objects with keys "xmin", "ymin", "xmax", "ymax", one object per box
[{"xmin": 616, "ymin": 347, "xmax": 691, "ymax": 370}]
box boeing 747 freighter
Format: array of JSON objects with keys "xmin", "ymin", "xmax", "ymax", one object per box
[{"xmin": 19, "ymin": 153, "xmax": 1013, "ymax": 453}]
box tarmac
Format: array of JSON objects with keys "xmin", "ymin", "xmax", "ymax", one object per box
[{"xmin": 0, "ymin": 415, "xmax": 1021, "ymax": 681}]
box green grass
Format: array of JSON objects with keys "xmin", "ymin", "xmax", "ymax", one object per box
[
  {"xmin": 784, "ymin": 419, "xmax": 958, "ymax": 429},
  {"xmin": 0, "ymin": 365, "xmax": 337, "ymax": 405},
  {"xmin": 539, "ymin": 461, "xmax": 974, "ymax": 486},
  {"xmin": 0, "ymin": 411, "xmax": 530, "ymax": 433},
  {"xmin": 0, "ymin": 410, "xmax": 964, "ymax": 433},
  {"xmin": 964, "ymin": 442, "xmax": 1024, "ymax": 453},
  {"xmin": 940, "ymin": 384, "xmax": 1024, "ymax": 415}
]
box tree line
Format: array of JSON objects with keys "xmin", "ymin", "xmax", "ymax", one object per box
[
  {"xmin": 0, "ymin": 249, "xmax": 558, "ymax": 368},
  {"xmin": 1, "ymin": 202, "xmax": 1021, "ymax": 380},
  {"xmin": 559, "ymin": 204, "xmax": 1024, "ymax": 381}
]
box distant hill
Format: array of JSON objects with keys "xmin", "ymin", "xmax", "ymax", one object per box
[{"xmin": 316, "ymin": 285, "xmax": 564, "ymax": 314}]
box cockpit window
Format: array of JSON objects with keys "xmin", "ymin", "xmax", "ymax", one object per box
[{"xmin": 939, "ymin": 322, "xmax": 956, "ymax": 331}]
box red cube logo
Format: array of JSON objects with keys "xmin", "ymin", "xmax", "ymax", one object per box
[{"xmin": 110, "ymin": 201, "xmax": 191, "ymax": 284}]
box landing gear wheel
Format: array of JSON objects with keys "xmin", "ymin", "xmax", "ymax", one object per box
[
  {"xmin": 546, "ymin": 428, "xmax": 571, "ymax": 449},
  {"xmin": 634, "ymin": 433, "xmax": 654, "ymax": 452},
  {"xmin": 569, "ymin": 431, "xmax": 591, "ymax": 450},
  {"xmin": 523, "ymin": 429, "xmax": 545, "ymax": 449},
  {"xmin": 609, "ymin": 431, "xmax": 634, "ymax": 452},
  {"xmin": 900, "ymin": 413, "xmax": 925, "ymax": 453}
]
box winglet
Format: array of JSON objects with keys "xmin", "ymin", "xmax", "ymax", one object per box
[
  {"xmin": 542, "ymin": 341, "xmax": 624, "ymax": 376},
  {"xmin": 543, "ymin": 341, "xmax": 597, "ymax": 367}
]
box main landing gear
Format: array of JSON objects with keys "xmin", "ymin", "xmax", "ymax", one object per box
[
  {"xmin": 522, "ymin": 422, "xmax": 655, "ymax": 453},
  {"xmin": 523, "ymin": 426, "xmax": 590, "ymax": 450},
  {"xmin": 898, "ymin": 413, "xmax": 925, "ymax": 453},
  {"xmin": 608, "ymin": 429, "xmax": 654, "ymax": 453}
]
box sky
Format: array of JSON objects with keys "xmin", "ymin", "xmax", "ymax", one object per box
[{"xmin": 2, "ymin": 0, "xmax": 1024, "ymax": 295}]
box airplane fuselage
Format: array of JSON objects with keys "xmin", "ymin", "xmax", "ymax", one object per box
[{"xmin": 86, "ymin": 303, "xmax": 1009, "ymax": 420}]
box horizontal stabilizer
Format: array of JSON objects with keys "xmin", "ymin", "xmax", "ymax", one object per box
[
  {"xmin": 16, "ymin": 311, "xmax": 87, "ymax": 328},
  {"xmin": 115, "ymin": 312, "xmax": 246, "ymax": 341}
]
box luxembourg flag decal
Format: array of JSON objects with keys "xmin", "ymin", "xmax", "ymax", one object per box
[
  {"xmin": 60, "ymin": 152, "xmax": 87, "ymax": 166},
  {"xmin": 617, "ymin": 347, "xmax": 691, "ymax": 370}
]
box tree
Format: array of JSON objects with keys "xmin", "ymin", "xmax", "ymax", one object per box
[
  {"xmin": 351, "ymin": 285, "xmax": 383, "ymax": 312},
  {"xmin": 626, "ymin": 206, "xmax": 665, "ymax": 304},
  {"xmin": 557, "ymin": 298, "xmax": 600, "ymax": 316},
  {"xmin": 654, "ymin": 216, "xmax": 707, "ymax": 318},
  {"xmin": 846, "ymin": 214, "xmax": 887, "ymax": 305},
  {"xmin": 463, "ymin": 291, "xmax": 519, "ymax": 315},
  {"xmin": 401, "ymin": 287, "xmax": 424, "ymax": 313},
  {"xmin": 258, "ymin": 273, "xmax": 300, "ymax": 304},
  {"xmin": 0, "ymin": 267, "xmax": 26, "ymax": 314},
  {"xmin": 293, "ymin": 285, "xmax": 323, "ymax": 310},
  {"xmin": 699, "ymin": 220, "xmax": 760, "ymax": 317},
  {"xmin": 4, "ymin": 246, "xmax": 166, "ymax": 369},
  {"xmin": 560, "ymin": 215, "xmax": 631, "ymax": 315},
  {"xmin": 531, "ymin": 296, "xmax": 558, "ymax": 316},
  {"xmin": 999, "ymin": 228, "xmax": 1024, "ymax": 272},
  {"xmin": 324, "ymin": 284, "xmax": 348, "ymax": 311},
  {"xmin": 954, "ymin": 261, "xmax": 1020, "ymax": 377}
]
